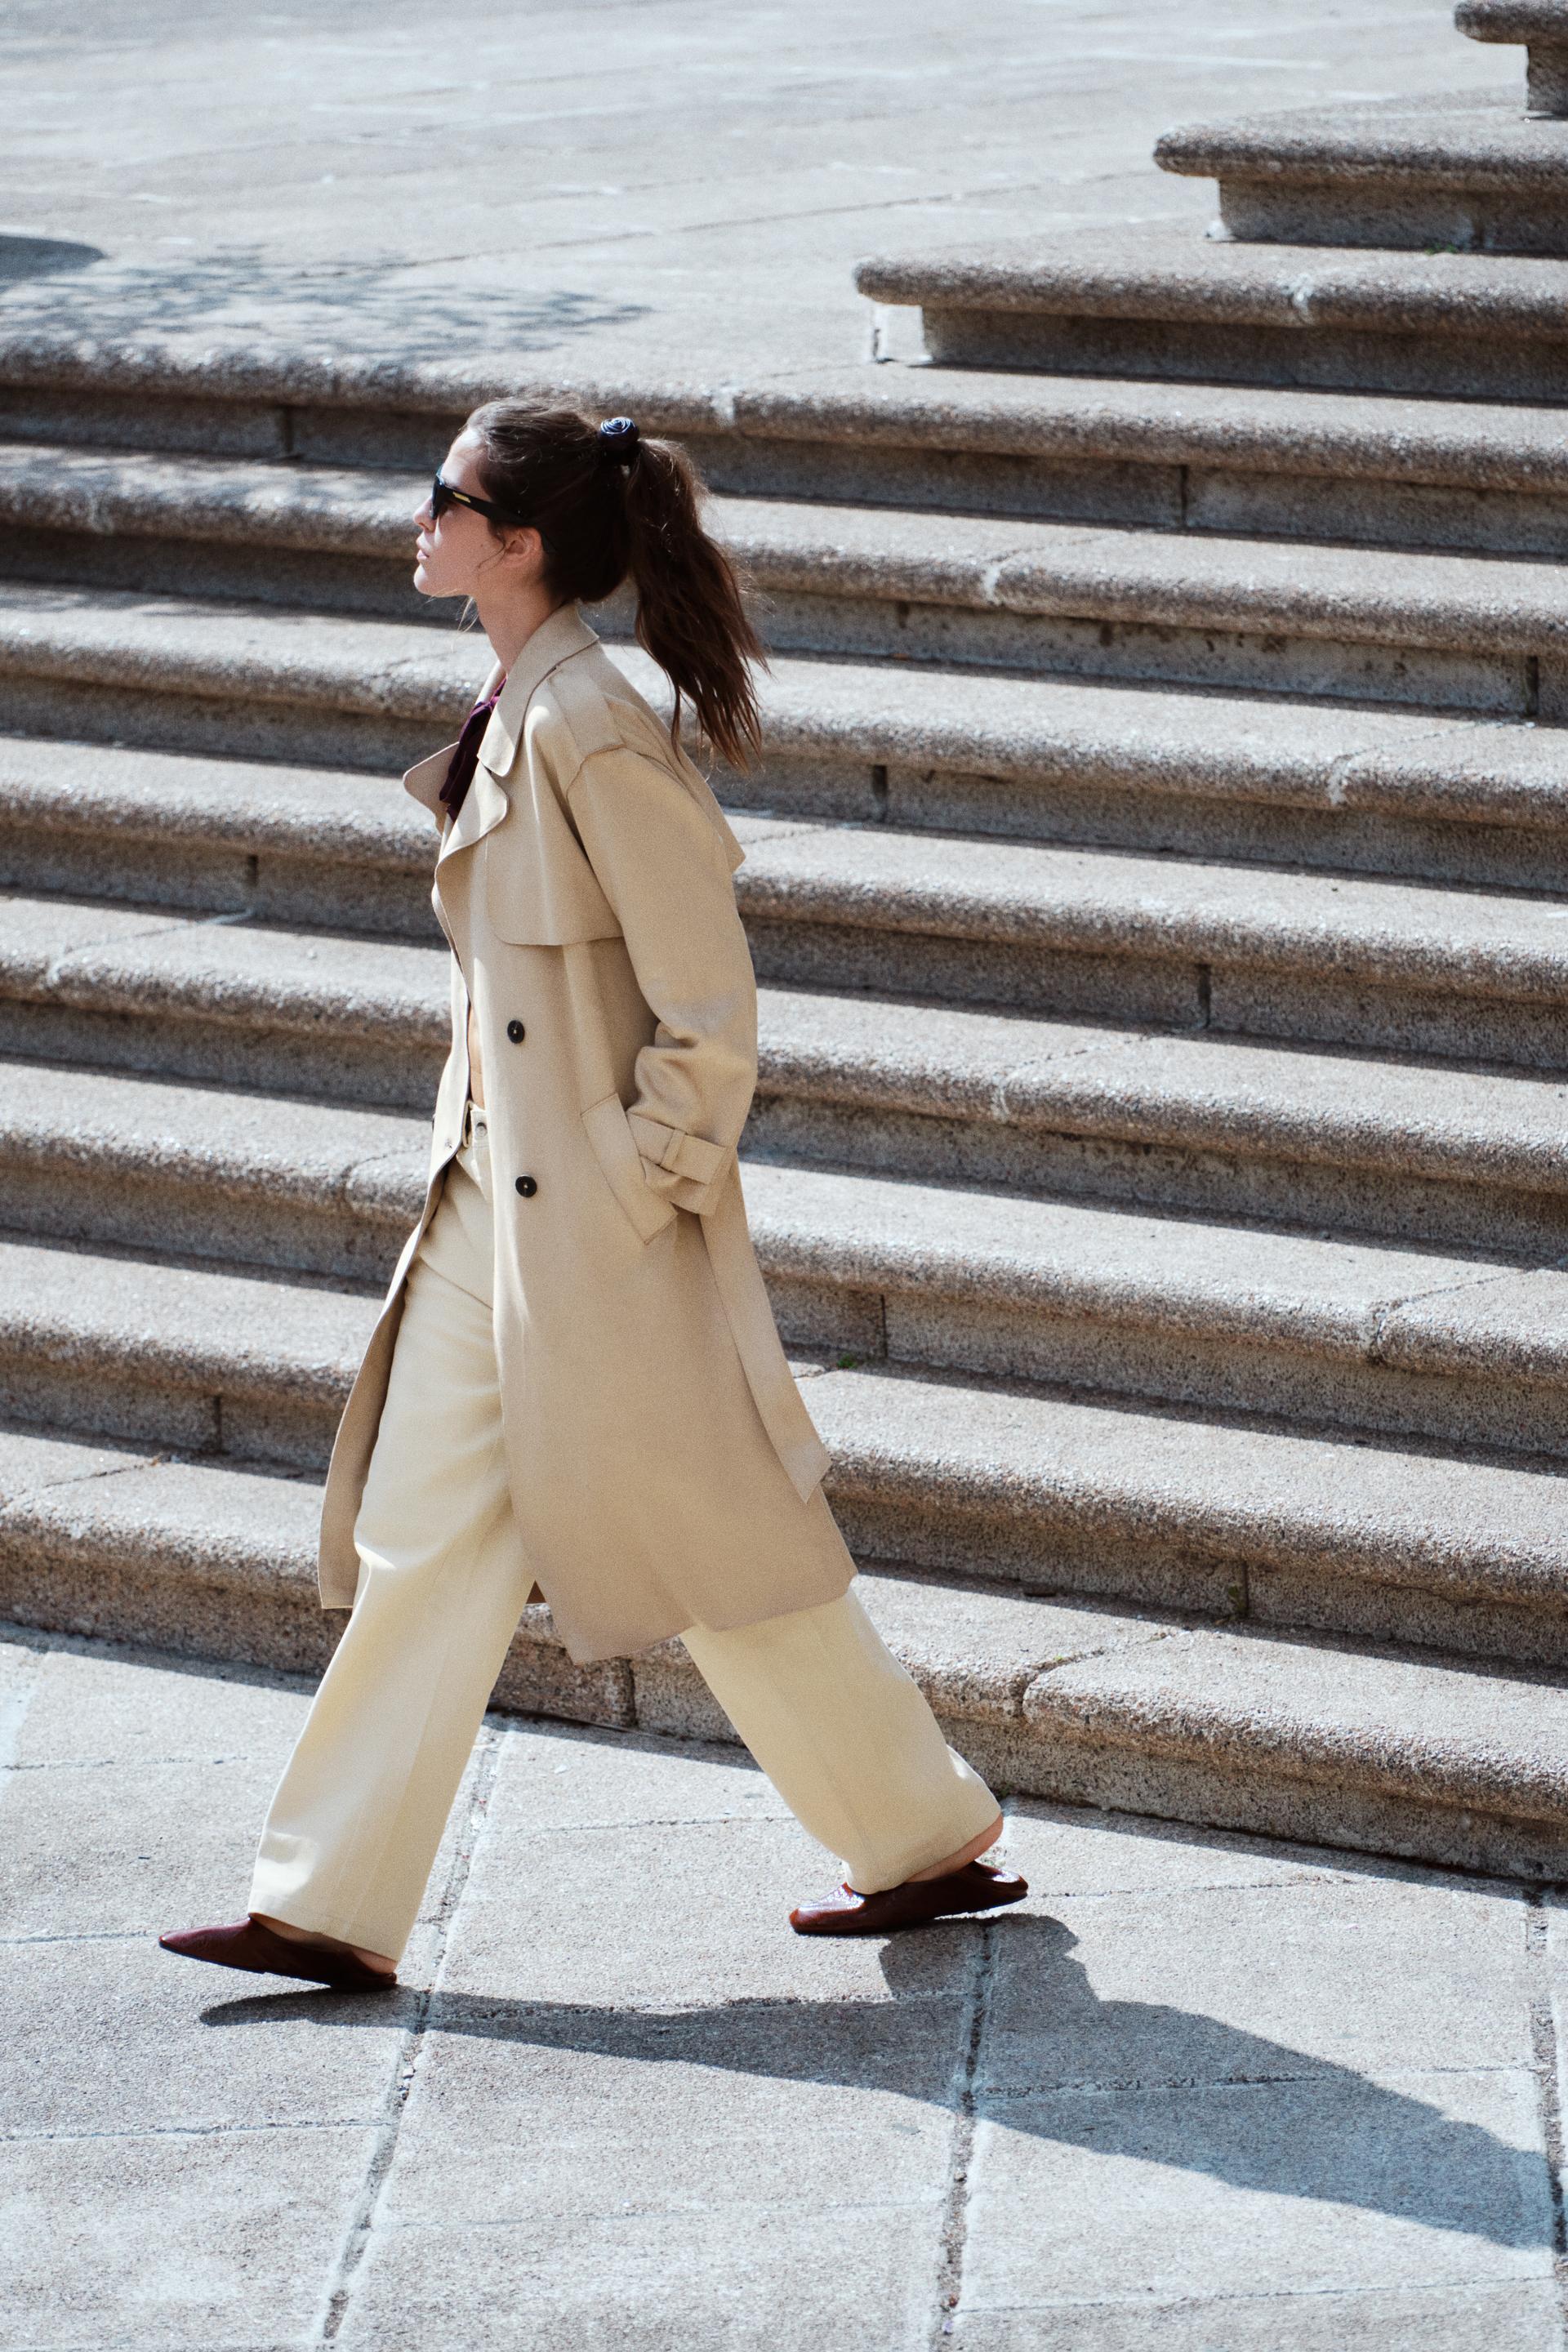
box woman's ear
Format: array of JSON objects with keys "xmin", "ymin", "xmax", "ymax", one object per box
[{"xmin": 500, "ymin": 523, "xmax": 549, "ymax": 582}]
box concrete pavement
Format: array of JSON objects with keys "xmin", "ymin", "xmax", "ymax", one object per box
[
  {"xmin": 0, "ymin": 1, "xmax": 1518, "ymax": 380},
  {"xmin": 2, "ymin": 1622, "xmax": 1561, "ymax": 2349}
]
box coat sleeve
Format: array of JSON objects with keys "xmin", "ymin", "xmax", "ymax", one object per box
[{"xmin": 565, "ymin": 739, "xmax": 757, "ymax": 1217}]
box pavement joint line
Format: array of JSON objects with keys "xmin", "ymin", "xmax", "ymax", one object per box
[
  {"xmin": 2, "ymin": 1751, "xmax": 275, "ymax": 1772},
  {"xmin": 0, "ymin": 1448, "xmax": 164, "ymax": 1511},
  {"xmin": 29, "ymin": 908, "xmax": 202, "ymax": 991},
  {"xmin": 928, "ymin": 1909, "xmax": 996, "ymax": 2343},
  {"xmin": 0, "ymin": 2119, "xmax": 385, "ymax": 2149},
  {"xmin": 315, "ymin": 1721, "xmax": 505, "ymax": 2346},
  {"xmin": 1524, "ymin": 1888, "xmax": 1568, "ymax": 2330},
  {"xmin": 967, "ymin": 2272, "xmax": 1557, "ymax": 2317}
]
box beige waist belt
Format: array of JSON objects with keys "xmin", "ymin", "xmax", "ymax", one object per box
[{"xmin": 700, "ymin": 1166, "xmax": 831, "ymax": 1504}]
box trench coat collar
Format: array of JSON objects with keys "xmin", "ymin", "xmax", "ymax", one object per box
[
  {"xmin": 481, "ymin": 602, "xmax": 601, "ymax": 777},
  {"xmin": 403, "ymin": 604, "xmax": 601, "ymax": 859}
]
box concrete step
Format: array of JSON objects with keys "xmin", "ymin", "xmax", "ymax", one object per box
[
  {"xmin": 1459, "ymin": 0, "xmax": 1568, "ymax": 119},
  {"xmin": 14, "ymin": 746, "xmax": 1568, "ymax": 1067},
  {"xmin": 9, "ymin": 898, "xmax": 1568, "ymax": 1247},
  {"xmin": 11, "ymin": 1058, "xmax": 1568, "ymax": 1471},
  {"xmin": 16, "ymin": 626, "xmax": 1568, "ymax": 898},
  {"xmin": 0, "ymin": 890, "xmax": 448, "ymax": 1107},
  {"xmin": 20, "ymin": 340, "xmax": 1568, "ymax": 557},
  {"xmin": 857, "ymin": 221, "xmax": 1568, "ymax": 400},
  {"xmin": 6, "ymin": 1423, "xmax": 1566, "ymax": 1878},
  {"xmin": 735, "ymin": 828, "xmax": 1568, "ymax": 1069},
  {"xmin": 0, "ymin": 581, "xmax": 484, "ymax": 774},
  {"xmin": 10, "ymin": 444, "xmax": 1568, "ymax": 711},
  {"xmin": 1156, "ymin": 87, "xmax": 1568, "ymax": 257},
  {"xmin": 2, "ymin": 1245, "xmax": 1566, "ymax": 1677},
  {"xmin": 728, "ymin": 366, "xmax": 1568, "ymax": 557},
  {"xmin": 749, "ymin": 989, "xmax": 1568, "ymax": 1257}
]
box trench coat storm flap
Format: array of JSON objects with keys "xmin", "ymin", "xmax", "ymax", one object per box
[{"xmin": 316, "ymin": 604, "xmax": 854, "ymax": 1664}]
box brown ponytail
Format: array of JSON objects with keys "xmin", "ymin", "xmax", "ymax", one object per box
[{"xmin": 462, "ymin": 399, "xmax": 764, "ymax": 770}]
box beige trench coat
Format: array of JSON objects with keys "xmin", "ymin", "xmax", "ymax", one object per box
[{"xmin": 317, "ymin": 604, "xmax": 856, "ymax": 1663}]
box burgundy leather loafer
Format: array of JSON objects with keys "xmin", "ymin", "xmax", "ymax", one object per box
[
  {"xmin": 790, "ymin": 1858, "xmax": 1027, "ymax": 1936},
  {"xmin": 158, "ymin": 1917, "xmax": 397, "ymax": 1993}
]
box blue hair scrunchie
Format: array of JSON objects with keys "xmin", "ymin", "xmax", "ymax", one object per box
[{"xmin": 597, "ymin": 415, "xmax": 639, "ymax": 468}]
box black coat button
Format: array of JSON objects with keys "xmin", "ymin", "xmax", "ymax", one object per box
[
  {"xmin": 506, "ymin": 1019, "xmax": 526, "ymax": 1043},
  {"xmin": 514, "ymin": 1174, "xmax": 537, "ymax": 1197}
]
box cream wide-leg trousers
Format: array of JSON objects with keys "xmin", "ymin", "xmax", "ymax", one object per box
[{"xmin": 247, "ymin": 1104, "xmax": 999, "ymax": 1963}]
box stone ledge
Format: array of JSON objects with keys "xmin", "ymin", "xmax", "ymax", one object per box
[
  {"xmin": 1155, "ymin": 90, "xmax": 1568, "ymax": 194},
  {"xmin": 1458, "ymin": 1, "xmax": 1566, "ymax": 38},
  {"xmin": 14, "ymin": 448, "xmax": 1568, "ymax": 666},
  {"xmin": 14, "ymin": 1061, "xmax": 1568, "ymax": 1473},
  {"xmin": 16, "ymin": 784, "xmax": 1568, "ymax": 1091},
  {"xmin": 2, "ymin": 1242, "xmax": 1566, "ymax": 1654},
  {"xmin": 8, "ymin": 892, "xmax": 1568, "ymax": 1197},
  {"xmin": 2, "ymin": 1423, "xmax": 1563, "ymax": 1876},
  {"xmin": 854, "ymin": 223, "xmax": 1568, "ymax": 335},
  {"xmin": 14, "ymin": 648, "xmax": 1568, "ymax": 852}
]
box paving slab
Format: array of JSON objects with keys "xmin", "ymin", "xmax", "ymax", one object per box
[
  {"xmin": 2, "ymin": 1931, "xmax": 406, "ymax": 2137},
  {"xmin": 0, "ymin": 0, "xmax": 1505, "ymax": 388},
  {"xmin": 978, "ymin": 1876, "xmax": 1531, "ymax": 2087},
  {"xmin": 959, "ymin": 2069, "xmax": 1552, "ymax": 2312},
  {"xmin": 0, "ymin": 2123, "xmax": 383, "ymax": 2352},
  {"xmin": 450, "ymin": 1811, "xmax": 976, "ymax": 2009},
  {"xmin": 950, "ymin": 2282, "xmax": 1564, "ymax": 2352},
  {"xmin": 2, "ymin": 1628, "xmax": 1559, "ymax": 2351}
]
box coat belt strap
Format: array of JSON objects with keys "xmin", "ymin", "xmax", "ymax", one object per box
[{"xmin": 698, "ymin": 1165, "xmax": 831, "ymax": 1504}]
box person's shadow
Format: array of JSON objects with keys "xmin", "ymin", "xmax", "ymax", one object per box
[{"xmin": 203, "ymin": 1910, "xmax": 1552, "ymax": 2252}]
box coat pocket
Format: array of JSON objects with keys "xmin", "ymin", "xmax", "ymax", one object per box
[{"xmin": 581, "ymin": 1093, "xmax": 678, "ymax": 1245}]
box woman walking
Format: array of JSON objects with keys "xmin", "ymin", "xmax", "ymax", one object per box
[{"xmin": 159, "ymin": 403, "xmax": 1025, "ymax": 1992}]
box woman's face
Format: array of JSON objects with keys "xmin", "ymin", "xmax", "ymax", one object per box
[{"xmin": 412, "ymin": 430, "xmax": 541, "ymax": 600}]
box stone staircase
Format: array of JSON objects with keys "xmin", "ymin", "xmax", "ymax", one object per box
[{"xmin": 5, "ymin": 0, "xmax": 1568, "ymax": 1878}]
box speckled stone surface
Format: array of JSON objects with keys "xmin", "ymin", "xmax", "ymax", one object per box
[
  {"xmin": 8, "ymin": 1612, "xmax": 1556, "ymax": 2348},
  {"xmin": 858, "ymin": 220, "xmax": 1568, "ymax": 395}
]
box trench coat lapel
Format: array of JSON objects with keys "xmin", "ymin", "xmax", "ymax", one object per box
[
  {"xmin": 403, "ymin": 608, "xmax": 604, "ymax": 869},
  {"xmin": 480, "ymin": 604, "xmax": 600, "ymax": 775}
]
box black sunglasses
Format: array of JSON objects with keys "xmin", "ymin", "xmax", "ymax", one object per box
[{"xmin": 429, "ymin": 469, "xmax": 531, "ymax": 530}]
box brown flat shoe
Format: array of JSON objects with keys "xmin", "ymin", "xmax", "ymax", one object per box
[
  {"xmin": 158, "ymin": 1916, "xmax": 397, "ymax": 1993},
  {"xmin": 790, "ymin": 1858, "xmax": 1028, "ymax": 1936}
]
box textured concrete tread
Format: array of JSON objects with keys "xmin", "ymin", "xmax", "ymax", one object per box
[
  {"xmin": 0, "ymin": 1058, "xmax": 425, "ymax": 1222},
  {"xmin": 8, "ymin": 443, "xmax": 1568, "ymax": 654},
  {"xmin": 2, "ymin": 1233, "xmax": 1566, "ymax": 1619},
  {"xmin": 0, "ymin": 887, "xmax": 448, "ymax": 1041},
  {"xmin": 1, "ymin": 1419, "xmax": 1564, "ymax": 1861},
  {"xmin": 738, "ymin": 827, "xmax": 1568, "ymax": 1002},
  {"xmin": 12, "ymin": 791, "xmax": 1568, "ymax": 1010},
  {"xmin": 1156, "ymin": 85, "xmax": 1568, "ymax": 187},
  {"xmin": 0, "ymin": 579, "xmax": 488, "ymax": 720},
  {"xmin": 10, "ymin": 1058, "xmax": 1568, "ymax": 1396},
  {"xmin": 854, "ymin": 219, "xmax": 1568, "ymax": 336},
  {"xmin": 6, "ymin": 898, "xmax": 1568, "ymax": 1195},
  {"xmin": 0, "ymin": 735, "xmax": 434, "ymax": 866},
  {"xmin": 11, "ymin": 635, "xmax": 1568, "ymax": 844},
  {"xmin": 758, "ymin": 985, "xmax": 1568, "ymax": 1196},
  {"xmin": 22, "ymin": 348, "xmax": 1568, "ymax": 493},
  {"xmin": 0, "ymin": 1231, "xmax": 375, "ymax": 1403},
  {"xmin": 733, "ymin": 363, "xmax": 1568, "ymax": 496}
]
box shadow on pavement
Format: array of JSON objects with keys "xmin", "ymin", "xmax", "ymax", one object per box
[
  {"xmin": 0, "ymin": 235, "xmax": 105, "ymax": 284},
  {"xmin": 201, "ymin": 1910, "xmax": 1552, "ymax": 2254},
  {"xmin": 0, "ymin": 247, "xmax": 649, "ymax": 358}
]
